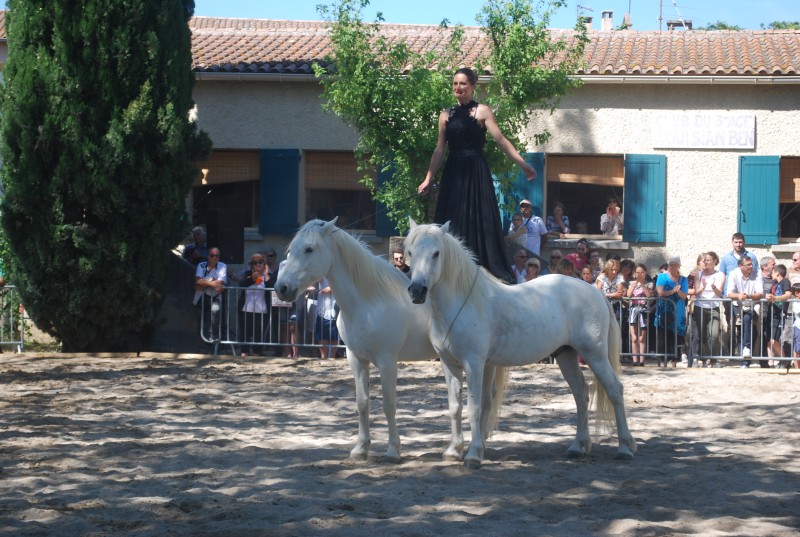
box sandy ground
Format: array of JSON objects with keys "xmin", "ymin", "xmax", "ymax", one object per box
[{"xmin": 0, "ymin": 354, "xmax": 798, "ymax": 537}]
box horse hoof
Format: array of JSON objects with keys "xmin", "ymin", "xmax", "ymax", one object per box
[
  {"xmin": 615, "ymin": 449, "xmax": 635, "ymax": 461},
  {"xmin": 383, "ymin": 454, "xmax": 402, "ymax": 464},
  {"xmin": 349, "ymin": 448, "xmax": 369, "ymax": 460},
  {"xmin": 463, "ymin": 459, "xmax": 482, "ymax": 470},
  {"xmin": 443, "ymin": 448, "xmax": 464, "ymax": 461},
  {"xmin": 566, "ymin": 448, "xmax": 586, "ymax": 459}
]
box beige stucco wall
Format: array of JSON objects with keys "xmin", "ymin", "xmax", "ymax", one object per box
[
  {"xmin": 191, "ymin": 76, "xmax": 800, "ymax": 269},
  {"xmin": 193, "ymin": 79, "xmax": 359, "ymax": 150}
]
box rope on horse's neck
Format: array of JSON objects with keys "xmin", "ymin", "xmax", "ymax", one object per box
[{"xmin": 441, "ymin": 265, "xmax": 480, "ymax": 349}]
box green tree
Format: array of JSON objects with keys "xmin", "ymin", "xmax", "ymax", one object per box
[
  {"xmin": 762, "ymin": 21, "xmax": 800, "ymax": 30},
  {"xmin": 0, "ymin": 0, "xmax": 211, "ymax": 352},
  {"xmin": 314, "ymin": 0, "xmax": 586, "ymax": 232},
  {"xmin": 700, "ymin": 20, "xmax": 743, "ymax": 30}
]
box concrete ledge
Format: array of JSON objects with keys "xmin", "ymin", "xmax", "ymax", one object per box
[{"xmin": 548, "ymin": 238, "xmax": 630, "ymax": 250}]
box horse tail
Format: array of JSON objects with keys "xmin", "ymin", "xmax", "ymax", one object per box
[
  {"xmin": 591, "ymin": 299, "xmax": 622, "ymax": 435},
  {"xmin": 484, "ymin": 366, "xmax": 509, "ymax": 440}
]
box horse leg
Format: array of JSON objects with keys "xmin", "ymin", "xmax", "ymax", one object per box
[
  {"xmin": 585, "ymin": 357, "xmax": 637, "ymax": 460},
  {"xmin": 555, "ymin": 349, "xmax": 592, "ymax": 458},
  {"xmin": 440, "ymin": 361, "xmax": 464, "ymax": 460},
  {"xmin": 347, "ymin": 352, "xmax": 371, "ymax": 460},
  {"xmin": 461, "ymin": 358, "xmax": 487, "ymax": 469},
  {"xmin": 479, "ymin": 365, "xmax": 496, "ymax": 440},
  {"xmin": 376, "ymin": 357, "xmax": 402, "ymax": 463}
]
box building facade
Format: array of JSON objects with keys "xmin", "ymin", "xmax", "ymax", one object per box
[{"xmin": 3, "ymin": 12, "xmax": 799, "ymax": 269}]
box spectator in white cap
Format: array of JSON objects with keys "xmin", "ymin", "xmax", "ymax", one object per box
[{"xmin": 513, "ymin": 199, "xmax": 547, "ymax": 255}]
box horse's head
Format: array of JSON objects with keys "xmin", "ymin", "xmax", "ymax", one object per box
[
  {"xmin": 274, "ymin": 217, "xmax": 338, "ymax": 301},
  {"xmin": 405, "ymin": 218, "xmax": 450, "ymax": 304}
]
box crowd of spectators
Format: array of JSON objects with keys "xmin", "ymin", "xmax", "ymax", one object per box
[
  {"xmin": 184, "ymin": 213, "xmax": 800, "ymax": 370},
  {"xmin": 516, "ymin": 229, "xmax": 800, "ymax": 369},
  {"xmin": 184, "ymin": 227, "xmax": 341, "ymax": 359}
]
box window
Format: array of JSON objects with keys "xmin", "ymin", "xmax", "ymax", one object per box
[
  {"xmin": 305, "ymin": 151, "xmax": 376, "ymax": 231},
  {"xmin": 192, "ymin": 150, "xmax": 260, "ymax": 227},
  {"xmin": 513, "ymin": 153, "xmax": 665, "ymax": 243},
  {"xmin": 779, "ymin": 157, "xmax": 800, "ymax": 239},
  {"xmin": 545, "ymin": 155, "xmax": 624, "ymax": 235}
]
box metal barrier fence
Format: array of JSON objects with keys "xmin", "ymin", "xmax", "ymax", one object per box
[
  {"xmin": 611, "ymin": 296, "xmax": 799, "ymax": 368},
  {"xmin": 196, "ymin": 287, "xmax": 799, "ymax": 368},
  {"xmin": 197, "ymin": 287, "xmax": 345, "ymax": 357},
  {"xmin": 0, "ymin": 285, "xmax": 25, "ymax": 353}
]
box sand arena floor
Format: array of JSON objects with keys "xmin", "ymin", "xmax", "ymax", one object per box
[{"xmin": 0, "ymin": 354, "xmax": 798, "ymax": 536}]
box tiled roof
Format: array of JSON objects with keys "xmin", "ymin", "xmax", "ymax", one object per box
[
  {"xmin": 189, "ymin": 17, "xmax": 800, "ymax": 77},
  {"xmin": 2, "ymin": 13, "xmax": 799, "ymax": 77}
]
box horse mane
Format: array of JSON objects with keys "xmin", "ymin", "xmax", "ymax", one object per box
[
  {"xmin": 408, "ymin": 224, "xmax": 500, "ymax": 312},
  {"xmin": 292, "ymin": 220, "xmax": 411, "ymax": 303}
]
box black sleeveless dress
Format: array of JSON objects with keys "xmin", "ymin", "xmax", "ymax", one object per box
[{"xmin": 434, "ymin": 101, "xmax": 515, "ymax": 283}]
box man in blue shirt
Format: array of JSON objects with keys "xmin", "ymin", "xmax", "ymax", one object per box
[{"xmin": 720, "ymin": 232, "xmax": 759, "ymax": 296}]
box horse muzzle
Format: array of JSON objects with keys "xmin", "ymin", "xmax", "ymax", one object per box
[
  {"xmin": 275, "ymin": 283, "xmax": 297, "ymax": 302},
  {"xmin": 407, "ymin": 281, "xmax": 428, "ymax": 304}
]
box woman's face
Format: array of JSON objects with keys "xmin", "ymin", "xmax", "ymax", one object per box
[
  {"xmin": 553, "ymin": 205, "xmax": 563, "ymax": 218},
  {"xmin": 452, "ymin": 73, "xmax": 475, "ymax": 102},
  {"xmin": 512, "ymin": 215, "xmax": 522, "ymax": 226},
  {"xmin": 581, "ymin": 267, "xmax": 593, "ymax": 282}
]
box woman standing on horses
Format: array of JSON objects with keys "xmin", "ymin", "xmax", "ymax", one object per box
[{"xmin": 417, "ymin": 67, "xmax": 536, "ymax": 284}]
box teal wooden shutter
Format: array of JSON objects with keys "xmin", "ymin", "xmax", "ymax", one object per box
[
  {"xmin": 623, "ymin": 154, "xmax": 666, "ymax": 243},
  {"xmin": 375, "ymin": 166, "xmax": 398, "ymax": 237},
  {"xmin": 497, "ymin": 152, "xmax": 545, "ymax": 225},
  {"xmin": 260, "ymin": 149, "xmax": 300, "ymax": 235},
  {"xmin": 738, "ymin": 156, "xmax": 779, "ymax": 245},
  {"xmin": 518, "ymin": 153, "xmax": 545, "ymax": 217}
]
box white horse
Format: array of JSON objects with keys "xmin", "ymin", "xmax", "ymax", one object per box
[
  {"xmin": 273, "ymin": 218, "xmax": 504, "ymax": 462},
  {"xmin": 405, "ymin": 220, "xmax": 636, "ymax": 469}
]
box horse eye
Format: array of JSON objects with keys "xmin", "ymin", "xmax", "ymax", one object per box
[
  {"xmin": 305, "ymin": 247, "xmax": 313, "ymax": 254},
  {"xmin": 406, "ymin": 251, "xmax": 412, "ymax": 258},
  {"xmin": 433, "ymin": 251, "xmax": 440, "ymax": 258}
]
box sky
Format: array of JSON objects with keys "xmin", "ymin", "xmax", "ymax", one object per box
[
  {"xmin": 189, "ymin": 0, "xmax": 796, "ymax": 31},
  {"xmin": 0, "ymin": 1, "xmax": 793, "ymax": 30}
]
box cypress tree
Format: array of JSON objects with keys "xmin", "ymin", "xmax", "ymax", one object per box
[{"xmin": 0, "ymin": 0, "xmax": 211, "ymax": 351}]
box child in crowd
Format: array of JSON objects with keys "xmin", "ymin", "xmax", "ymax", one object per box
[
  {"xmin": 792, "ymin": 283, "xmax": 800, "ymax": 369},
  {"xmin": 507, "ymin": 212, "xmax": 528, "ymax": 247}
]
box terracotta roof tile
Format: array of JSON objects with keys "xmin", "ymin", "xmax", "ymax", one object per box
[
  {"xmin": 189, "ymin": 18, "xmax": 800, "ymax": 77},
  {"xmin": 2, "ymin": 14, "xmax": 799, "ymax": 77}
]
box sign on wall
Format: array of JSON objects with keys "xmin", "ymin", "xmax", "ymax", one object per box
[{"xmin": 652, "ymin": 112, "xmax": 755, "ymax": 149}]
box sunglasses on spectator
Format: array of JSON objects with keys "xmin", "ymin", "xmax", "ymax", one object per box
[
  {"xmin": 208, "ymin": 253, "xmax": 219, "ymax": 258},
  {"xmin": 550, "ymin": 255, "xmax": 561, "ymax": 259},
  {"xmin": 250, "ymin": 260, "xmax": 266, "ymax": 265}
]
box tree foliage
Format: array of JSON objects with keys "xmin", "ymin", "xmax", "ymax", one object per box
[
  {"xmin": 314, "ymin": 0, "xmax": 586, "ymax": 232},
  {"xmin": 0, "ymin": 0, "xmax": 211, "ymax": 351},
  {"xmin": 762, "ymin": 21, "xmax": 800, "ymax": 30},
  {"xmin": 699, "ymin": 20, "xmax": 743, "ymax": 30}
]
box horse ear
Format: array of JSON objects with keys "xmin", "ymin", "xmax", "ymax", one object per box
[
  {"xmin": 441, "ymin": 221, "xmax": 451, "ymax": 234},
  {"xmin": 408, "ymin": 217, "xmax": 417, "ymax": 231},
  {"xmin": 320, "ymin": 217, "xmax": 339, "ymax": 233}
]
